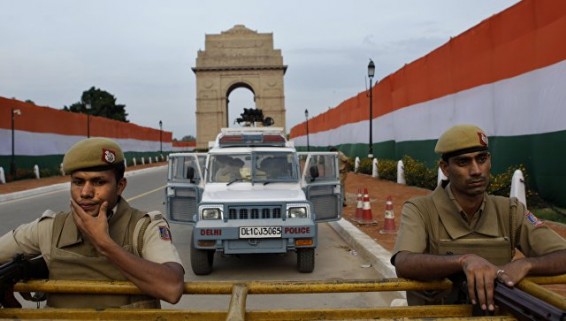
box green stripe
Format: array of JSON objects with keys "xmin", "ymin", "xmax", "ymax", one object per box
[{"xmin": 319, "ymin": 130, "xmax": 566, "ymax": 208}]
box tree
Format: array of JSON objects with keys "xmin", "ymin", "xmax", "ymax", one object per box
[
  {"xmin": 63, "ymin": 87, "xmax": 129, "ymax": 122},
  {"xmin": 180, "ymin": 135, "xmax": 196, "ymax": 142},
  {"xmin": 173, "ymin": 135, "xmax": 196, "ymax": 142}
]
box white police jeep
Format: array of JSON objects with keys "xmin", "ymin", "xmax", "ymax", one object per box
[{"xmin": 165, "ymin": 127, "xmax": 342, "ymax": 275}]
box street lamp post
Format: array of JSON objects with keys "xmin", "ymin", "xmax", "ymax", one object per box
[
  {"xmin": 368, "ymin": 59, "xmax": 375, "ymax": 158},
  {"xmin": 304, "ymin": 109, "xmax": 310, "ymax": 151},
  {"xmin": 85, "ymin": 103, "xmax": 92, "ymax": 138},
  {"xmin": 159, "ymin": 120, "xmax": 163, "ymax": 154},
  {"xmin": 10, "ymin": 108, "xmax": 22, "ymax": 177}
]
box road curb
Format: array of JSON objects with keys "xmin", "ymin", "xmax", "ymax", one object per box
[
  {"xmin": 329, "ymin": 219, "xmax": 397, "ymax": 279},
  {"xmin": 329, "ymin": 219, "xmax": 407, "ymax": 304}
]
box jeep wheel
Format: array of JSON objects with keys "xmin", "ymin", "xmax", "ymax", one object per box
[
  {"xmin": 296, "ymin": 248, "xmax": 315, "ymax": 273},
  {"xmin": 190, "ymin": 238, "xmax": 215, "ymax": 275}
]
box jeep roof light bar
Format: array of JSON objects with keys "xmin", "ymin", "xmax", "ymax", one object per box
[{"xmin": 217, "ymin": 127, "xmax": 287, "ymax": 148}]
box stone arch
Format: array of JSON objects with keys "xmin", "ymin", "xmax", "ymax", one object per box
[
  {"xmin": 226, "ymin": 81, "xmax": 255, "ymax": 97},
  {"xmin": 192, "ymin": 25, "xmax": 287, "ymax": 149},
  {"xmin": 226, "ymin": 81, "xmax": 256, "ymax": 127}
]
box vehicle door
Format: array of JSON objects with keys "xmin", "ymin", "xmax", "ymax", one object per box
[
  {"xmin": 298, "ymin": 152, "xmax": 342, "ymax": 222},
  {"xmin": 165, "ymin": 153, "xmax": 205, "ymax": 224}
]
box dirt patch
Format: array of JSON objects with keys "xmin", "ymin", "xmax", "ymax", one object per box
[{"xmin": 341, "ymin": 173, "xmax": 431, "ymax": 252}]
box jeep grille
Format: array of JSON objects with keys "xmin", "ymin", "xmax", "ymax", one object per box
[
  {"xmin": 228, "ymin": 206, "xmax": 282, "ymax": 220},
  {"xmin": 168, "ymin": 188, "xmax": 198, "ymax": 223}
]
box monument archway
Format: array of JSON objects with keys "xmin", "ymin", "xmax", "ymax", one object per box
[{"xmin": 192, "ymin": 25, "xmax": 287, "ymax": 149}]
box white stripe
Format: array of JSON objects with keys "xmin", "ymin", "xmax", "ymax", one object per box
[
  {"xmin": 0, "ymin": 130, "xmax": 173, "ymax": 156},
  {"xmin": 0, "ymin": 131, "xmax": 80, "ymax": 156},
  {"xmin": 302, "ymin": 60, "xmax": 566, "ymax": 146}
]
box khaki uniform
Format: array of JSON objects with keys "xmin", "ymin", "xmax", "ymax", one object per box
[
  {"xmin": 0, "ymin": 199, "xmax": 183, "ymax": 309},
  {"xmin": 336, "ymin": 151, "xmax": 349, "ymax": 202},
  {"xmin": 392, "ymin": 184, "xmax": 566, "ymax": 305},
  {"xmin": 215, "ymin": 164, "xmax": 241, "ymax": 182}
]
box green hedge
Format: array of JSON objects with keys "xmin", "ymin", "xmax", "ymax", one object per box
[{"xmin": 354, "ymin": 155, "xmax": 542, "ymax": 208}]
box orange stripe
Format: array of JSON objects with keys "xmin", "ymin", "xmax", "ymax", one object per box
[{"xmin": 0, "ymin": 97, "xmax": 172, "ymax": 142}]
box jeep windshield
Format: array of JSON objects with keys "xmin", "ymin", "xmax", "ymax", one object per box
[{"xmin": 208, "ymin": 151, "xmax": 299, "ymax": 184}]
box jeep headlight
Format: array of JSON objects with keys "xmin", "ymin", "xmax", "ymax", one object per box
[
  {"xmin": 201, "ymin": 208, "xmax": 221, "ymax": 220},
  {"xmin": 288, "ymin": 207, "xmax": 308, "ymax": 219}
]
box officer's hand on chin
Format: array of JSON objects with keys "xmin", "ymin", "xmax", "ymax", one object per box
[{"xmin": 71, "ymin": 200, "xmax": 112, "ymax": 249}]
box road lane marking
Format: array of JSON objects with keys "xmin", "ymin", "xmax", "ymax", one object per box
[
  {"xmin": 0, "ymin": 188, "xmax": 68, "ymax": 204},
  {"xmin": 126, "ymin": 185, "xmax": 165, "ymax": 202}
]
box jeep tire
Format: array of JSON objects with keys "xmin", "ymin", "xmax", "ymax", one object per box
[
  {"xmin": 296, "ymin": 248, "xmax": 315, "ymax": 273},
  {"xmin": 190, "ymin": 237, "xmax": 215, "ymax": 275}
]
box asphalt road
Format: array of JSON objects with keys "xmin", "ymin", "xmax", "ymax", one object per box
[{"xmin": 0, "ymin": 166, "xmax": 403, "ymax": 311}]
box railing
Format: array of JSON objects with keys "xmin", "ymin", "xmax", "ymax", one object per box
[{"xmin": 3, "ymin": 275, "xmax": 565, "ymax": 321}]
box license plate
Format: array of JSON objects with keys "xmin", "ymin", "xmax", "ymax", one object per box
[{"xmin": 239, "ymin": 226, "xmax": 282, "ymax": 238}]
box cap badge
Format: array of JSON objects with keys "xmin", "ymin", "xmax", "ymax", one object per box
[
  {"xmin": 477, "ymin": 132, "xmax": 488, "ymax": 146},
  {"xmin": 102, "ymin": 149, "xmax": 116, "ymax": 164}
]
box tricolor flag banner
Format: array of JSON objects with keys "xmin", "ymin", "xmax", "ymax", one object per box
[
  {"xmin": 0, "ymin": 97, "xmax": 173, "ymax": 172},
  {"xmin": 290, "ymin": 0, "xmax": 566, "ymax": 206}
]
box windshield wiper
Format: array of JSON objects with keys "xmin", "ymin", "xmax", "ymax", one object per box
[
  {"xmin": 263, "ymin": 178, "xmax": 295, "ymax": 185},
  {"xmin": 227, "ymin": 178, "xmax": 245, "ymax": 186}
]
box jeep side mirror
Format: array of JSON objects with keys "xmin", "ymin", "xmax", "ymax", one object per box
[
  {"xmin": 186, "ymin": 166, "xmax": 195, "ymax": 181},
  {"xmin": 309, "ymin": 165, "xmax": 319, "ymax": 182}
]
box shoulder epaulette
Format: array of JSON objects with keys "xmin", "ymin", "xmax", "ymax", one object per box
[{"xmin": 39, "ymin": 209, "xmax": 59, "ymax": 221}]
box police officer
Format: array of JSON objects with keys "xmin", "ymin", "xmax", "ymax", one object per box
[
  {"xmin": 391, "ymin": 124, "xmax": 566, "ymax": 312},
  {"xmin": 214, "ymin": 156, "xmax": 243, "ymax": 182},
  {"xmin": 0, "ymin": 137, "xmax": 185, "ymax": 308},
  {"xmin": 330, "ymin": 147, "xmax": 349, "ymax": 206}
]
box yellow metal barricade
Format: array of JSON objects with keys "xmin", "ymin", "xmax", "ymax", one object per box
[{"xmin": 1, "ymin": 275, "xmax": 564, "ymax": 321}]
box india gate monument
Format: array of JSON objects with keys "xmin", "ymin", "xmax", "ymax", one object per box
[{"xmin": 192, "ymin": 25, "xmax": 287, "ymax": 149}]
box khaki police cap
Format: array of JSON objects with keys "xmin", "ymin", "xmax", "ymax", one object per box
[
  {"xmin": 63, "ymin": 137, "xmax": 124, "ymax": 173},
  {"xmin": 434, "ymin": 124, "xmax": 488, "ymax": 158}
]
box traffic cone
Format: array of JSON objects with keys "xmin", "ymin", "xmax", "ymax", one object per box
[
  {"xmin": 359, "ymin": 188, "xmax": 377, "ymax": 225},
  {"xmin": 380, "ymin": 196, "xmax": 397, "ymax": 234},
  {"xmin": 354, "ymin": 188, "xmax": 363, "ymax": 223}
]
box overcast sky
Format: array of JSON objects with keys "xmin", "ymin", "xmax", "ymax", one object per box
[{"xmin": 1, "ymin": 0, "xmax": 519, "ymax": 139}]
